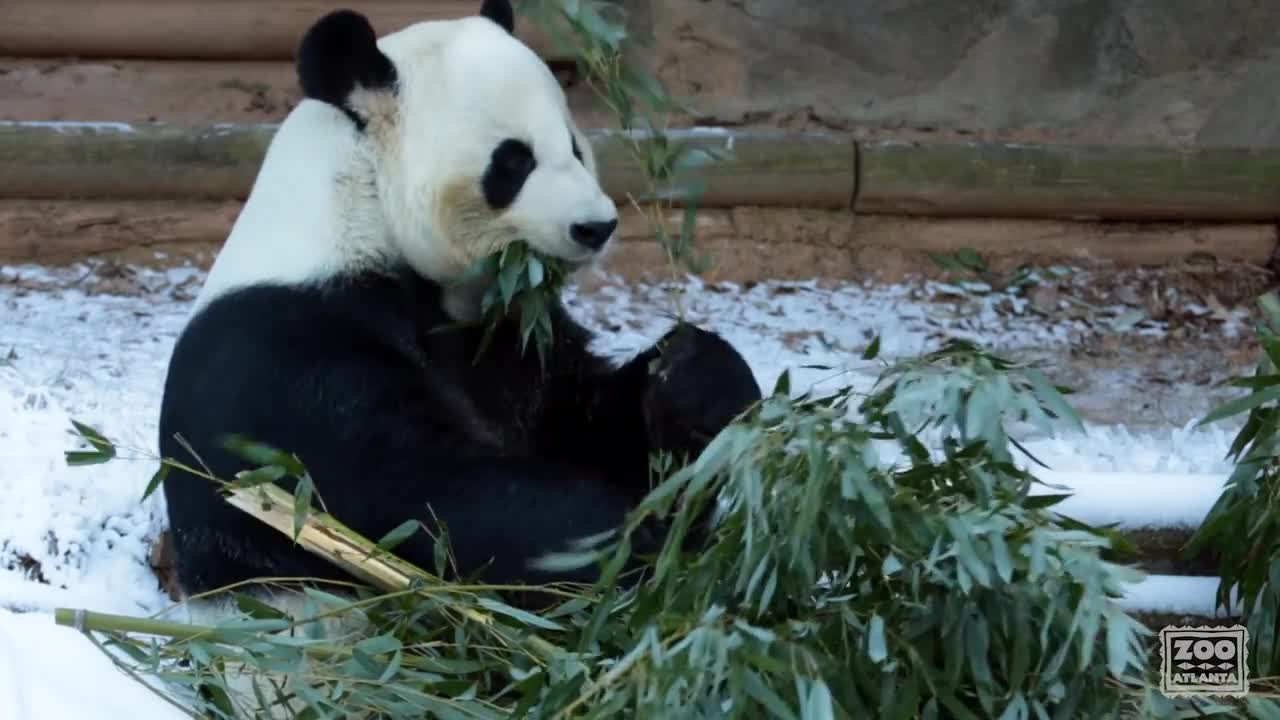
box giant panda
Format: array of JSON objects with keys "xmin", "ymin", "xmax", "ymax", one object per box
[{"xmin": 158, "ymin": 0, "xmax": 762, "ymax": 612}]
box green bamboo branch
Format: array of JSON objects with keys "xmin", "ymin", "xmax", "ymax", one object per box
[{"xmin": 220, "ymin": 482, "xmax": 567, "ymax": 663}]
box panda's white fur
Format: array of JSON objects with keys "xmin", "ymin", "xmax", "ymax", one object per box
[
  {"xmin": 157, "ymin": 2, "xmax": 762, "ymax": 716},
  {"xmin": 170, "ymin": 8, "xmax": 617, "ymax": 714},
  {"xmin": 197, "ymin": 14, "xmax": 613, "ymax": 320}
]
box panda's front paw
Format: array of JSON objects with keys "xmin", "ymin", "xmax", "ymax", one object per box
[{"xmin": 642, "ymin": 322, "xmax": 762, "ymax": 458}]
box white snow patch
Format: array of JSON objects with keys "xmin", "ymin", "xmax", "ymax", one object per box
[
  {"xmin": 1031, "ymin": 470, "xmax": 1227, "ymax": 529},
  {"xmin": 0, "ymin": 608, "xmax": 187, "ymax": 720},
  {"xmin": 0, "ymin": 263, "xmax": 1255, "ymax": 715},
  {"xmin": 0, "ymin": 120, "xmax": 138, "ymax": 133},
  {"xmin": 1117, "ymin": 576, "xmax": 1242, "ymax": 618}
]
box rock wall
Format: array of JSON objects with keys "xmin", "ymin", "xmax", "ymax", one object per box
[
  {"xmin": 3, "ymin": 1, "xmax": 1276, "ymax": 150},
  {"xmin": 631, "ymin": 0, "xmax": 1280, "ymax": 148}
]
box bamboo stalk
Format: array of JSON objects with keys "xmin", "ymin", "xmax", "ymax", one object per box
[
  {"xmin": 0, "ymin": 1, "xmax": 562, "ymax": 62},
  {"xmin": 220, "ymin": 483, "xmax": 565, "ymax": 660},
  {"xmin": 221, "ymin": 484, "xmax": 434, "ymax": 595},
  {"xmin": 52, "ymin": 607, "xmax": 458, "ymax": 668},
  {"xmin": 53, "ymin": 608, "xmax": 256, "ymax": 643},
  {"xmin": 56, "ymin": 481, "xmax": 563, "ymax": 667}
]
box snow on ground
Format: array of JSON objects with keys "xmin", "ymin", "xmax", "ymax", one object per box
[
  {"xmin": 0, "ymin": 608, "xmax": 187, "ymax": 719},
  {"xmin": 0, "ymin": 261, "xmax": 1252, "ymax": 716}
]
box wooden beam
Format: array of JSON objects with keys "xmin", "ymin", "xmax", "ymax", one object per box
[
  {"xmin": 857, "ymin": 139, "xmax": 1280, "ymax": 221},
  {"xmin": 4, "ymin": 121, "xmax": 1280, "ymax": 221},
  {"xmin": 0, "ymin": 1, "xmax": 562, "ymax": 62},
  {"xmin": 592, "ymin": 129, "xmax": 856, "ymax": 208},
  {"xmin": 0, "ymin": 122, "xmax": 276, "ymax": 200},
  {"xmin": 0, "ymin": 122, "xmax": 858, "ymax": 207}
]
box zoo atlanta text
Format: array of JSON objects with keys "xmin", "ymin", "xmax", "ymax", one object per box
[{"xmin": 1159, "ymin": 625, "xmax": 1249, "ymax": 698}]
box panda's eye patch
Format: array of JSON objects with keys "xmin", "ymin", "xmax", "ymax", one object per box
[{"xmin": 482, "ymin": 138, "xmax": 537, "ymax": 210}]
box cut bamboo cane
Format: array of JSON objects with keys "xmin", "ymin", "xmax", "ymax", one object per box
[
  {"xmin": 0, "ymin": 1, "xmax": 562, "ymax": 62},
  {"xmin": 857, "ymin": 139, "xmax": 1280, "ymax": 221},
  {"xmin": 221, "ymin": 483, "xmax": 436, "ymax": 596},
  {"xmin": 220, "ymin": 483, "xmax": 564, "ymax": 660}
]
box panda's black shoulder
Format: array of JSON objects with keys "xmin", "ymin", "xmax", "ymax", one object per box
[
  {"xmin": 163, "ymin": 266, "xmax": 598, "ymax": 422},
  {"xmin": 174, "ymin": 268, "xmax": 447, "ymax": 364}
]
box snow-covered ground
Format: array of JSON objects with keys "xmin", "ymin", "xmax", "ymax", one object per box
[{"xmin": 0, "ymin": 261, "xmax": 1249, "ymax": 717}]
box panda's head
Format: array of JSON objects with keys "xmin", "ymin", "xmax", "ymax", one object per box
[{"xmin": 293, "ymin": 0, "xmax": 617, "ymax": 284}]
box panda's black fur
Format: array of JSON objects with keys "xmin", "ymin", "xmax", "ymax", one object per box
[
  {"xmin": 158, "ymin": 1, "xmax": 762, "ymax": 601},
  {"xmin": 295, "ymin": 9, "xmax": 398, "ymax": 129}
]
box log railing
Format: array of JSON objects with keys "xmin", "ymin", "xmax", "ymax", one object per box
[{"xmin": 3, "ymin": 122, "xmax": 1280, "ymax": 221}]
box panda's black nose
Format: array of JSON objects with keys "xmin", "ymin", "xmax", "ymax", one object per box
[{"xmin": 570, "ymin": 219, "xmax": 618, "ymax": 250}]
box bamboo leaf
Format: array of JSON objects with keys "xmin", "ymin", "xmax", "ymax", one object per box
[
  {"xmin": 292, "ymin": 475, "xmax": 314, "ymax": 542},
  {"xmin": 1200, "ymin": 384, "xmax": 1280, "ymax": 426},
  {"xmin": 477, "ymin": 598, "xmax": 565, "ymax": 632},
  {"xmin": 376, "ymin": 519, "xmax": 421, "ymax": 552},
  {"xmin": 773, "ymin": 369, "xmax": 792, "ymax": 397},
  {"xmin": 862, "ymin": 335, "xmax": 881, "ymax": 360},
  {"xmin": 141, "ymin": 462, "xmax": 171, "ymax": 501}
]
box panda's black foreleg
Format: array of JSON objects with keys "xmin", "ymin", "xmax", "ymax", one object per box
[
  {"xmin": 637, "ymin": 322, "xmax": 764, "ymax": 464},
  {"xmin": 552, "ymin": 321, "xmax": 762, "ymax": 553},
  {"xmin": 548, "ymin": 320, "xmax": 762, "ymax": 496},
  {"xmin": 374, "ymin": 455, "xmax": 665, "ymax": 597},
  {"xmin": 516, "ymin": 319, "xmax": 760, "ymax": 588}
]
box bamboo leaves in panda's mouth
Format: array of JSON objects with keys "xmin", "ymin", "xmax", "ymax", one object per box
[{"xmin": 465, "ymin": 241, "xmax": 570, "ymax": 369}]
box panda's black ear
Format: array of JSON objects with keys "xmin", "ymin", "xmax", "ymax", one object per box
[
  {"xmin": 296, "ymin": 9, "xmax": 397, "ymax": 119},
  {"xmin": 479, "ymin": 0, "xmax": 515, "ymax": 35}
]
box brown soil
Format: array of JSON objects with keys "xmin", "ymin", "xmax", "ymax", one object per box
[{"xmin": 4, "ymin": 198, "xmax": 1275, "ymax": 289}]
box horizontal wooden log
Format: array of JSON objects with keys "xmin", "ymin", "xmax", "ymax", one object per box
[
  {"xmin": 592, "ymin": 129, "xmax": 856, "ymax": 208},
  {"xmin": 0, "ymin": 122, "xmax": 276, "ymax": 200},
  {"xmin": 858, "ymin": 139, "xmax": 1280, "ymax": 221},
  {"xmin": 5, "ymin": 121, "xmax": 1280, "ymax": 220},
  {"xmin": 0, "ymin": 1, "xmax": 562, "ymax": 61},
  {"xmin": 0, "ymin": 122, "xmax": 857, "ymax": 207}
]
